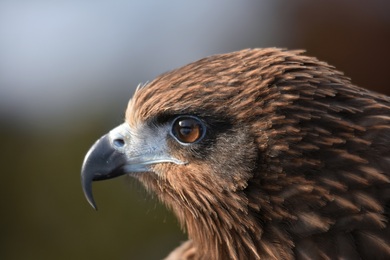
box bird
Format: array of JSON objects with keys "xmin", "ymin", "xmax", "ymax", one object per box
[{"xmin": 81, "ymin": 48, "xmax": 390, "ymax": 259}]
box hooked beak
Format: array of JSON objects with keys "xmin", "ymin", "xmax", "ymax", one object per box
[
  {"xmin": 81, "ymin": 134, "xmax": 127, "ymax": 210},
  {"xmin": 81, "ymin": 123, "xmax": 185, "ymax": 210}
]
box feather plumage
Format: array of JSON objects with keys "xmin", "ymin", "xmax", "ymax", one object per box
[{"xmin": 82, "ymin": 48, "xmax": 390, "ymax": 259}]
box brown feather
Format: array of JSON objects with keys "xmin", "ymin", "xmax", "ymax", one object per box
[{"xmin": 121, "ymin": 48, "xmax": 390, "ymax": 259}]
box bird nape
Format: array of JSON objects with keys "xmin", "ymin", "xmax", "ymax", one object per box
[{"xmin": 81, "ymin": 48, "xmax": 390, "ymax": 260}]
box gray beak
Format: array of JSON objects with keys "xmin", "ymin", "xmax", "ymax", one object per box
[
  {"xmin": 81, "ymin": 134, "xmax": 127, "ymax": 210},
  {"xmin": 81, "ymin": 123, "xmax": 186, "ymax": 210}
]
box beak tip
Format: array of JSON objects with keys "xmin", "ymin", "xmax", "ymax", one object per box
[
  {"xmin": 81, "ymin": 173, "xmax": 98, "ymax": 210},
  {"xmin": 88, "ymin": 199, "xmax": 98, "ymax": 211}
]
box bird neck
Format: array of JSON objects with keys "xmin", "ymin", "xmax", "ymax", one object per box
[{"xmin": 169, "ymin": 188, "xmax": 265, "ymax": 259}]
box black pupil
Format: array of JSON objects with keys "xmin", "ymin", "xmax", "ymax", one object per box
[{"xmin": 179, "ymin": 121, "xmax": 195, "ymax": 136}]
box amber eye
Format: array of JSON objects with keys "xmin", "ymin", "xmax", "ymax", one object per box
[{"xmin": 171, "ymin": 116, "xmax": 205, "ymax": 144}]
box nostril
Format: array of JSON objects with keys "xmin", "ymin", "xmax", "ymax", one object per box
[{"xmin": 113, "ymin": 138, "xmax": 125, "ymax": 148}]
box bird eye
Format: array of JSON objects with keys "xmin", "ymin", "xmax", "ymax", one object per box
[{"xmin": 171, "ymin": 116, "xmax": 205, "ymax": 144}]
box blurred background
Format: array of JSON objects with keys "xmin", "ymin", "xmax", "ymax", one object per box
[{"xmin": 1, "ymin": 0, "xmax": 389, "ymax": 259}]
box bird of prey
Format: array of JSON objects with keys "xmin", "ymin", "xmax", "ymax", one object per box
[{"xmin": 81, "ymin": 48, "xmax": 390, "ymax": 259}]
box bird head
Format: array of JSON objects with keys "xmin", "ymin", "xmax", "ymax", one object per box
[
  {"xmin": 81, "ymin": 48, "xmax": 389, "ymax": 259},
  {"xmin": 81, "ymin": 50, "xmax": 268, "ymax": 254}
]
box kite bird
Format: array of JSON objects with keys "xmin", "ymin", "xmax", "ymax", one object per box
[{"xmin": 81, "ymin": 48, "xmax": 390, "ymax": 259}]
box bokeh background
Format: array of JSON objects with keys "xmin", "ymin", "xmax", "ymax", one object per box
[{"xmin": 1, "ymin": 1, "xmax": 389, "ymax": 259}]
